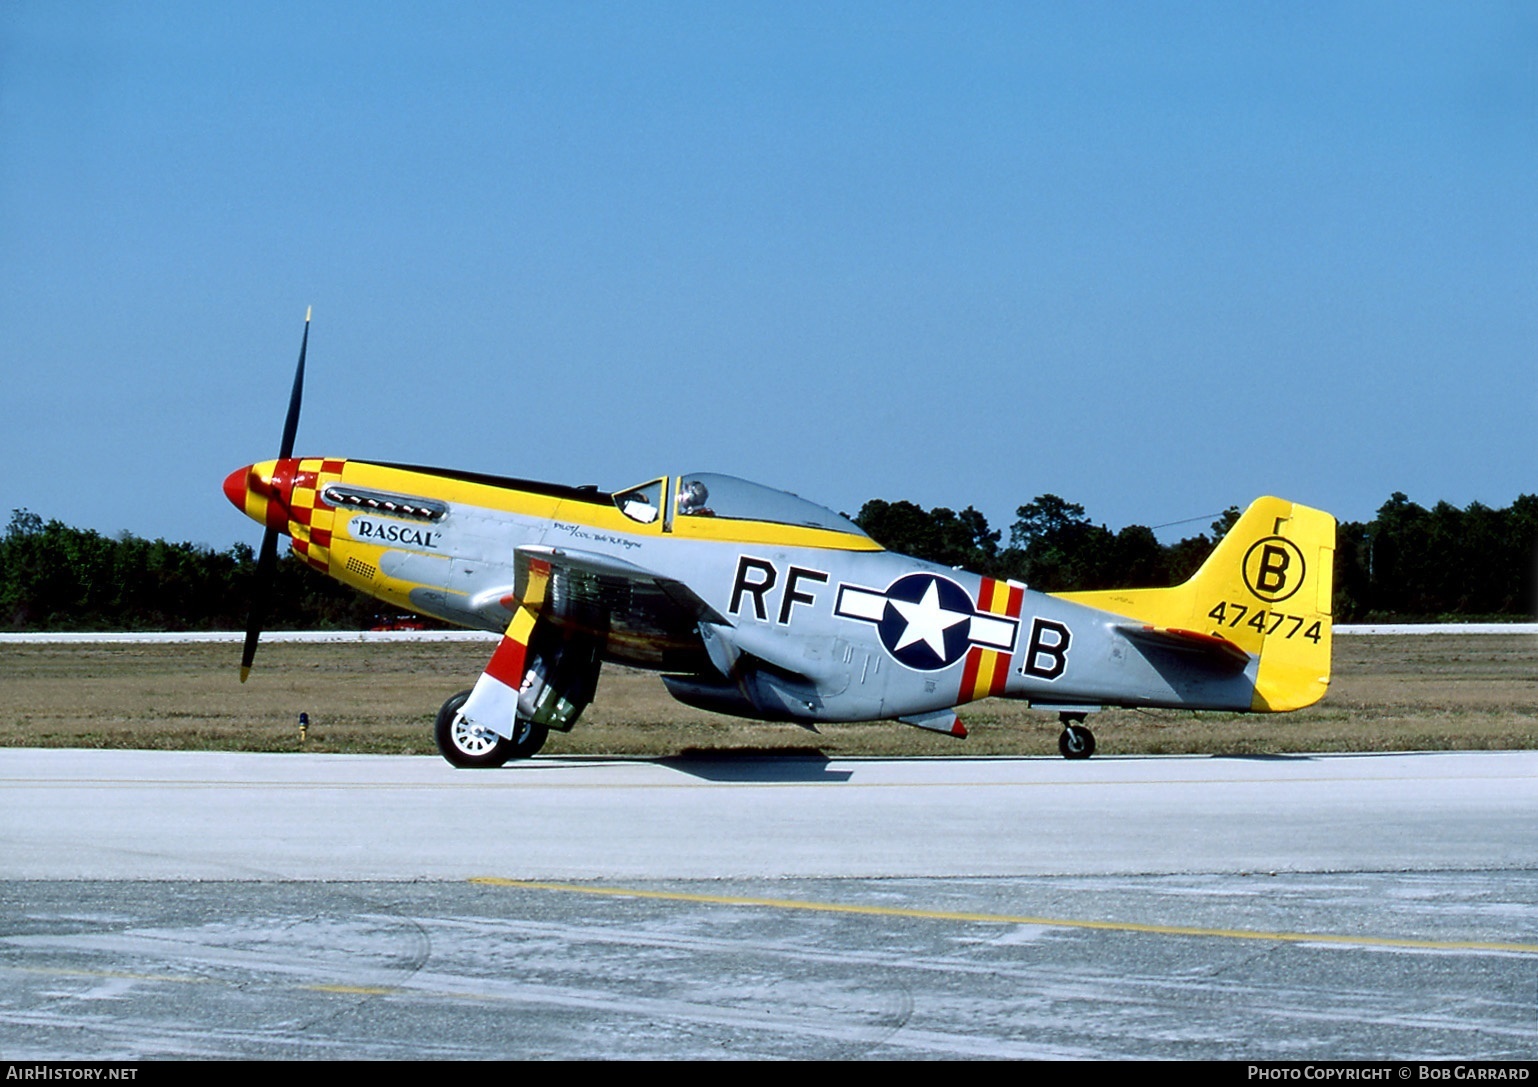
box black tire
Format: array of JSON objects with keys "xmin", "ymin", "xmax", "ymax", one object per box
[
  {"xmin": 1058, "ymin": 724, "xmax": 1096, "ymax": 760},
  {"xmin": 434, "ymin": 689, "xmax": 546, "ymax": 768},
  {"xmin": 510, "ymin": 717, "xmax": 549, "ymax": 758}
]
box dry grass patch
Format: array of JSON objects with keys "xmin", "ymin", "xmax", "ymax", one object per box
[{"xmin": 0, "ymin": 635, "xmax": 1532, "ymax": 757}]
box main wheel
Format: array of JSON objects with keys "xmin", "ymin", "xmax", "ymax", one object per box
[
  {"xmin": 509, "ymin": 716, "xmax": 549, "ymax": 758},
  {"xmin": 434, "ymin": 689, "xmax": 547, "ymax": 768},
  {"xmin": 436, "ymin": 690, "xmax": 512, "ymax": 768},
  {"xmin": 1058, "ymin": 724, "xmax": 1096, "ymax": 760}
]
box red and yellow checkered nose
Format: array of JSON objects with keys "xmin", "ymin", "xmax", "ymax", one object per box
[
  {"xmin": 223, "ymin": 457, "xmax": 347, "ymax": 574},
  {"xmin": 223, "ymin": 459, "xmax": 299, "ymax": 533}
]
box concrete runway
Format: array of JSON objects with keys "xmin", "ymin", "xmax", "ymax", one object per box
[{"xmin": 2, "ymin": 748, "xmax": 1536, "ymax": 1059}]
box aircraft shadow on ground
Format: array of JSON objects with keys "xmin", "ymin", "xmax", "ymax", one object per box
[
  {"xmin": 489, "ymin": 750, "xmax": 852, "ymax": 782},
  {"xmin": 1217, "ymin": 752, "xmax": 1320, "ymax": 761},
  {"xmin": 659, "ymin": 749, "xmax": 854, "ymax": 783}
]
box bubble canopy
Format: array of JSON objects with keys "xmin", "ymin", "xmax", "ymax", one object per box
[{"xmin": 614, "ymin": 472, "xmax": 869, "ymax": 537}]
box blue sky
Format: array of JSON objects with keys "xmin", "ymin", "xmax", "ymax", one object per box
[{"xmin": 3, "ymin": 2, "xmax": 1533, "ymax": 551}]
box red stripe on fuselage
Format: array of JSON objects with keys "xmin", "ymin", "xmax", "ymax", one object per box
[{"xmin": 960, "ymin": 646, "xmax": 983, "ymax": 701}]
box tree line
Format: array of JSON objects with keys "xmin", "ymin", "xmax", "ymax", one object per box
[
  {"xmin": 2, "ymin": 492, "xmax": 1534, "ymax": 631},
  {"xmin": 852, "ymin": 492, "xmax": 1537, "ymax": 621},
  {"xmin": 0, "ymin": 509, "xmax": 376, "ymax": 631}
]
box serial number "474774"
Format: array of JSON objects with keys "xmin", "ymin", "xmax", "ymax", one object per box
[{"xmin": 1207, "ymin": 602, "xmax": 1324, "ymax": 643}]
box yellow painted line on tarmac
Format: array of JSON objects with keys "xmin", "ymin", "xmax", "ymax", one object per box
[
  {"xmin": 470, "ymin": 878, "xmax": 1538, "ymax": 956},
  {"xmin": 307, "ymin": 983, "xmax": 399, "ymax": 995}
]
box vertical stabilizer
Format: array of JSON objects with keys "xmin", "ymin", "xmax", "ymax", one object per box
[{"xmin": 1056, "ymin": 497, "xmax": 1336, "ymax": 711}]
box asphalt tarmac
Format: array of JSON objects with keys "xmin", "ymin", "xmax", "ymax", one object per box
[{"xmin": 2, "ymin": 749, "xmax": 1535, "ymax": 1059}]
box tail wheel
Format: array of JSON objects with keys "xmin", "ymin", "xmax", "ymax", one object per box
[
  {"xmin": 434, "ymin": 689, "xmax": 547, "ymax": 768},
  {"xmin": 1058, "ymin": 723, "xmax": 1096, "ymax": 760}
]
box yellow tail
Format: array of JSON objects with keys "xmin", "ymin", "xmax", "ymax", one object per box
[{"xmin": 1056, "ymin": 497, "xmax": 1336, "ymax": 711}]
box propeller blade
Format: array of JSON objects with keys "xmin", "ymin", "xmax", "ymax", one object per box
[
  {"xmin": 240, "ymin": 308, "xmax": 310, "ymax": 682},
  {"xmin": 240, "ymin": 527, "xmax": 280, "ymax": 682},
  {"xmin": 278, "ymin": 307, "xmax": 309, "ymax": 461}
]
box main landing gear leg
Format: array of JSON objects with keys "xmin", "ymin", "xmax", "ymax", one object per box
[{"xmin": 1057, "ymin": 712, "xmax": 1096, "ymax": 760}]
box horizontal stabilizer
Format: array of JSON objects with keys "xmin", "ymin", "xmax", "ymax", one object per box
[{"xmin": 1117, "ymin": 624, "xmax": 1251, "ymax": 672}]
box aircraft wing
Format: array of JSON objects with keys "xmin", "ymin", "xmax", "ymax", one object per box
[
  {"xmin": 509, "ymin": 546, "xmax": 844, "ymax": 721},
  {"xmin": 1115, "ymin": 624, "xmax": 1251, "ymax": 673},
  {"xmin": 512, "ymin": 545, "xmax": 726, "ymax": 668}
]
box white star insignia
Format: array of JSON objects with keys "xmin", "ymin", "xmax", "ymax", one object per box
[{"xmin": 890, "ymin": 581, "xmax": 970, "ymax": 658}]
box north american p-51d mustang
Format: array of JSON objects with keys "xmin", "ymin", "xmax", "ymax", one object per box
[{"xmin": 226, "ymin": 315, "xmax": 1336, "ymax": 766}]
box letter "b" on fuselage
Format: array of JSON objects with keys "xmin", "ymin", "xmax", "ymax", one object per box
[{"xmin": 1022, "ymin": 618, "xmax": 1071, "ymax": 680}]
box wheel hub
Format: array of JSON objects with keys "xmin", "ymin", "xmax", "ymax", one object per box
[{"xmin": 451, "ymin": 714, "xmax": 500, "ymax": 756}]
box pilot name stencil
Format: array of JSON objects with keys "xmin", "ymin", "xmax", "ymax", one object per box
[{"xmin": 553, "ymin": 521, "xmax": 643, "ymax": 550}]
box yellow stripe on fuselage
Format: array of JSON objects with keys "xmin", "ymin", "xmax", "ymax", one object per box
[
  {"xmin": 341, "ymin": 461, "xmax": 569, "ymax": 521},
  {"xmin": 666, "ymin": 510, "xmax": 882, "ymax": 551},
  {"xmin": 969, "ymin": 651, "xmax": 1001, "ymax": 701},
  {"xmin": 339, "ymin": 461, "xmax": 882, "ymax": 553},
  {"xmin": 977, "ymin": 579, "xmax": 1007, "ymax": 614}
]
